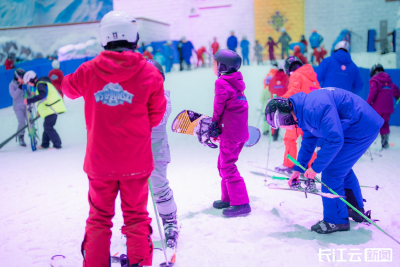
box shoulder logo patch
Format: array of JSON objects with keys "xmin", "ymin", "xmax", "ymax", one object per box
[
  {"xmin": 94, "ymin": 83, "xmax": 133, "ymax": 106},
  {"xmin": 341, "ymin": 65, "xmax": 346, "ymax": 71}
]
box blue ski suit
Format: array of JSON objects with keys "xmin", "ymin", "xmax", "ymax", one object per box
[
  {"xmin": 289, "ymin": 88, "xmax": 383, "ymax": 224},
  {"xmin": 240, "ymin": 39, "xmax": 250, "ymax": 65},
  {"xmin": 316, "ymin": 50, "xmax": 363, "ymax": 94},
  {"xmin": 227, "ymin": 35, "xmax": 238, "ymax": 52},
  {"xmin": 162, "ymin": 44, "xmax": 174, "ymax": 73}
]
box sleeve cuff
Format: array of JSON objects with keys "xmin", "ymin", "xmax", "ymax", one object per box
[{"xmin": 293, "ymin": 166, "xmax": 305, "ymax": 173}]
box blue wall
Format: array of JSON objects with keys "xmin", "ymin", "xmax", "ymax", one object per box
[{"xmin": 0, "ymin": 57, "xmax": 94, "ymax": 109}]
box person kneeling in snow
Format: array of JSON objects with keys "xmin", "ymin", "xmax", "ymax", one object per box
[{"xmin": 265, "ymin": 88, "xmax": 383, "ymax": 234}]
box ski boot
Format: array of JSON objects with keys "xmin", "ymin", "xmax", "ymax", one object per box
[
  {"xmin": 290, "ymin": 179, "xmax": 303, "ymax": 190},
  {"xmin": 274, "ymin": 165, "xmax": 293, "ymax": 176},
  {"xmin": 160, "ymin": 211, "xmax": 179, "ymax": 248},
  {"xmin": 120, "ymin": 254, "xmax": 129, "ymax": 267},
  {"xmin": 311, "ymin": 220, "xmax": 350, "ymax": 234},
  {"xmin": 263, "ymin": 130, "xmax": 269, "ymax": 136},
  {"xmin": 272, "ymin": 128, "xmax": 279, "ymax": 141},
  {"xmin": 347, "ymin": 207, "xmax": 371, "ymax": 223},
  {"xmin": 18, "ymin": 135, "xmax": 26, "ymax": 147},
  {"xmin": 304, "ymin": 178, "xmax": 318, "ymax": 193},
  {"xmin": 213, "ymin": 200, "xmax": 230, "ymax": 209},
  {"xmin": 222, "ymin": 203, "xmax": 251, "ymax": 217},
  {"xmin": 381, "ymin": 134, "xmax": 389, "ymax": 149}
]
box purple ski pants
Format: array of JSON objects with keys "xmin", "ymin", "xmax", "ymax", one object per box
[{"xmin": 218, "ymin": 140, "xmax": 250, "ymax": 206}]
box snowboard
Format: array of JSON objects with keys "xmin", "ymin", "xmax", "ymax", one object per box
[
  {"xmin": 171, "ymin": 110, "xmax": 261, "ymax": 147},
  {"xmin": 23, "ymin": 85, "xmax": 39, "ymax": 151}
]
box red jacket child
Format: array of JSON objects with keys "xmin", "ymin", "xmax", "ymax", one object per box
[
  {"xmin": 293, "ymin": 45, "xmax": 308, "ymax": 64},
  {"xmin": 269, "ymin": 70, "xmax": 289, "ymax": 97},
  {"xmin": 49, "ymin": 69, "xmax": 64, "ymax": 97}
]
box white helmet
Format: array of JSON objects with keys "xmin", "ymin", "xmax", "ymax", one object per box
[
  {"xmin": 280, "ymin": 27, "xmax": 286, "ymax": 33},
  {"xmin": 334, "ymin": 41, "xmax": 350, "ymax": 52},
  {"xmin": 52, "ymin": 59, "xmax": 60, "ymax": 69},
  {"xmin": 146, "ymin": 46, "xmax": 153, "ymax": 52},
  {"xmin": 99, "ymin": 10, "xmax": 139, "ymax": 47},
  {"xmin": 23, "ymin": 70, "xmax": 37, "ymax": 84},
  {"xmin": 278, "ymin": 60, "xmax": 285, "ymax": 71}
]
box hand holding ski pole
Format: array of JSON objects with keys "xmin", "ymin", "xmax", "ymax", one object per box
[
  {"xmin": 288, "ymin": 171, "xmax": 300, "ymax": 187},
  {"xmin": 304, "ymin": 167, "xmax": 316, "ymax": 179}
]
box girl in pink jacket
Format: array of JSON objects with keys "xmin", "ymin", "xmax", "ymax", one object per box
[{"xmin": 208, "ymin": 49, "xmax": 251, "ymax": 217}]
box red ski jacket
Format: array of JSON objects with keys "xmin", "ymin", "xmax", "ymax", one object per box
[
  {"xmin": 269, "ymin": 71, "xmax": 289, "ymax": 97},
  {"xmin": 61, "ymin": 51, "xmax": 166, "ymax": 179}
]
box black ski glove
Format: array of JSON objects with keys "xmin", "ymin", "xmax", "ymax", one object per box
[{"xmin": 197, "ymin": 118, "xmax": 220, "ymax": 149}]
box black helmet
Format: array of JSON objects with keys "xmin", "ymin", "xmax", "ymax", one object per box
[
  {"xmin": 370, "ymin": 63, "xmax": 384, "ymax": 77},
  {"xmin": 14, "ymin": 68, "xmax": 26, "ymax": 81},
  {"xmin": 147, "ymin": 59, "xmax": 165, "ymax": 81},
  {"xmin": 284, "ymin": 56, "xmax": 303, "ymax": 76},
  {"xmin": 213, "ymin": 49, "xmax": 241, "ymax": 76}
]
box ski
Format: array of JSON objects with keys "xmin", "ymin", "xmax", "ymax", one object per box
[
  {"xmin": 267, "ymin": 183, "xmax": 344, "ymax": 199},
  {"xmin": 23, "ymin": 85, "xmax": 39, "ymax": 151},
  {"xmin": 0, "ymin": 117, "xmax": 40, "ymax": 149},
  {"xmin": 250, "ymin": 161, "xmax": 380, "ymax": 190}
]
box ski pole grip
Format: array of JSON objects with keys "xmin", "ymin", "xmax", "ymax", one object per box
[
  {"xmin": 272, "ymin": 176, "xmax": 288, "ymax": 180},
  {"xmin": 287, "ymin": 155, "xmax": 306, "ymax": 171}
]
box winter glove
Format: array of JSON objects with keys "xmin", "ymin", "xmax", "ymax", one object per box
[
  {"xmin": 197, "ymin": 117, "xmax": 220, "ymax": 149},
  {"xmin": 288, "ymin": 171, "xmax": 300, "ymax": 187},
  {"xmin": 304, "ymin": 167, "xmax": 316, "ymax": 179}
]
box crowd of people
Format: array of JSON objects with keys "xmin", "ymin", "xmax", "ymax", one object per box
[{"xmin": 4, "ymin": 9, "xmax": 400, "ymax": 267}]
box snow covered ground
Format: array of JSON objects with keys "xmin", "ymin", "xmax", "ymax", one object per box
[{"xmin": 1, "ymin": 64, "xmax": 400, "ymax": 266}]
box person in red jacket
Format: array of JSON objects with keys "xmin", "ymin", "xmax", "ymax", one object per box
[
  {"xmin": 268, "ymin": 61, "xmax": 289, "ymax": 140},
  {"xmin": 197, "ymin": 46, "xmax": 207, "ymax": 67},
  {"xmin": 143, "ymin": 46, "xmax": 154, "ymax": 59},
  {"xmin": 5, "ymin": 56, "xmax": 14, "ymax": 70},
  {"xmin": 367, "ymin": 64, "xmax": 400, "ymax": 149},
  {"xmin": 293, "ymin": 45, "xmax": 308, "ymax": 64},
  {"xmin": 49, "ymin": 59, "xmax": 64, "ymax": 97},
  {"xmin": 61, "ymin": 11, "xmax": 166, "ymax": 267},
  {"xmin": 275, "ymin": 56, "xmax": 319, "ymax": 184},
  {"xmin": 211, "ymin": 37, "xmax": 219, "ymax": 55}
]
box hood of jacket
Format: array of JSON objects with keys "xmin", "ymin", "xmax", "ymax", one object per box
[
  {"xmin": 220, "ymin": 71, "xmax": 245, "ymax": 92},
  {"xmin": 293, "ymin": 64, "xmax": 317, "ymax": 82},
  {"xmin": 332, "ymin": 49, "xmax": 352, "ymax": 64},
  {"xmin": 289, "ymin": 92, "xmax": 307, "ymax": 129},
  {"xmin": 371, "ymin": 72, "xmax": 392, "ymax": 85},
  {"xmin": 91, "ymin": 50, "xmax": 147, "ymax": 83},
  {"xmin": 294, "ymin": 45, "xmax": 301, "ymax": 53}
]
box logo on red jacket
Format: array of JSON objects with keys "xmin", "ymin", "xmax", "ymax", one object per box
[
  {"xmin": 94, "ymin": 83, "xmax": 133, "ymax": 106},
  {"xmin": 341, "ymin": 65, "xmax": 346, "ymax": 71}
]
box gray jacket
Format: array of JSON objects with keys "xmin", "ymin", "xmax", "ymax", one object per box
[
  {"xmin": 278, "ymin": 33, "xmax": 292, "ymax": 49},
  {"xmin": 151, "ymin": 90, "xmax": 172, "ymax": 162},
  {"xmin": 9, "ymin": 80, "xmax": 25, "ymax": 110}
]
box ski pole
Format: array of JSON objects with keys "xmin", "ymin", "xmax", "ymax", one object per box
[
  {"xmin": 287, "ymin": 154, "xmax": 400, "ymax": 245},
  {"xmin": 148, "ymin": 179, "xmax": 171, "ymax": 267},
  {"xmin": 395, "ymin": 98, "xmax": 400, "ymax": 109},
  {"xmin": 264, "ymin": 94, "xmax": 277, "ymax": 185},
  {"xmin": 272, "ymin": 175, "xmax": 379, "ymax": 190}
]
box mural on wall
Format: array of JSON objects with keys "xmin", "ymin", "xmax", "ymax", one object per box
[
  {"xmin": 268, "ymin": 12, "xmax": 288, "ymax": 32},
  {"xmin": 254, "ymin": 0, "xmax": 305, "ymax": 57},
  {"xmin": 0, "ymin": 0, "xmax": 113, "ymax": 28}
]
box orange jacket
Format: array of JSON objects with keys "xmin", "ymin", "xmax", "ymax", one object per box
[{"xmin": 282, "ymin": 64, "xmax": 320, "ymax": 99}]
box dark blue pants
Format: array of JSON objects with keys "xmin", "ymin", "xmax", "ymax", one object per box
[
  {"xmin": 321, "ymin": 132, "xmax": 378, "ymax": 224},
  {"xmin": 42, "ymin": 114, "xmax": 61, "ymax": 148}
]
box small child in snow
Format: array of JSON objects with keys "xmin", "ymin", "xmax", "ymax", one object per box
[
  {"xmin": 367, "ymin": 63, "xmax": 400, "ymax": 149},
  {"xmin": 146, "ymin": 59, "xmax": 179, "ymax": 248},
  {"xmin": 265, "ymin": 36, "xmax": 278, "ymax": 66},
  {"xmin": 254, "ymin": 40, "xmax": 264, "ymax": 65},
  {"xmin": 201, "ymin": 49, "xmax": 251, "ymax": 217},
  {"xmin": 261, "ymin": 67, "xmax": 278, "ymax": 136}
]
